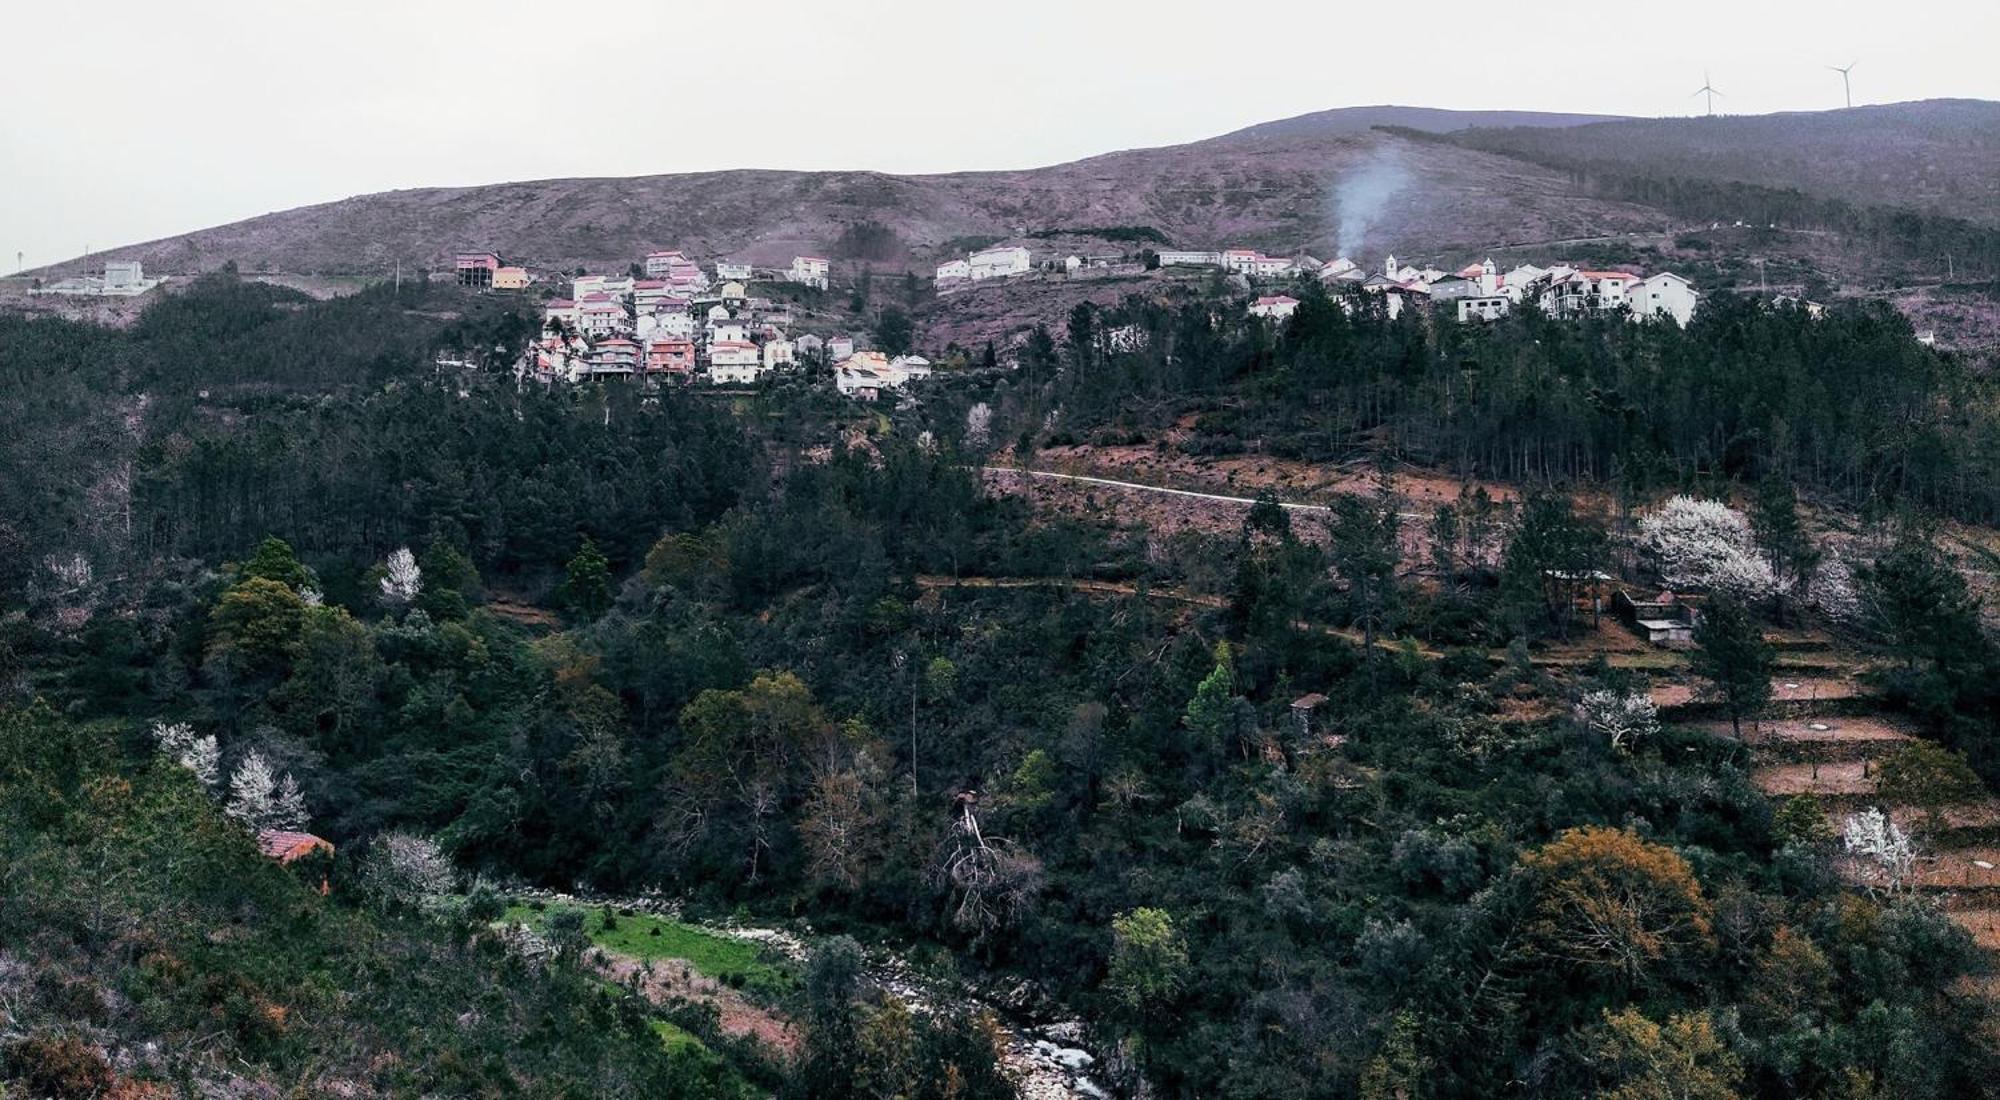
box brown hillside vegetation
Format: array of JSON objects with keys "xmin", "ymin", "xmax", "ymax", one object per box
[
  {"xmin": 1450, "ymin": 99, "xmax": 2000, "ymax": 227},
  {"xmin": 76, "ymin": 123, "xmax": 1667, "ymax": 278}
]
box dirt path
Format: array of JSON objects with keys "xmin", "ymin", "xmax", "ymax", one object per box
[
  {"xmin": 982, "ymin": 466, "xmax": 1434, "ymax": 521},
  {"xmin": 914, "ymin": 574, "xmax": 1443, "ymax": 658}
]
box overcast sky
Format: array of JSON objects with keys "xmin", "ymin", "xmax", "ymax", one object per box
[{"xmin": 4, "ymin": 0, "xmax": 1996, "ymax": 270}]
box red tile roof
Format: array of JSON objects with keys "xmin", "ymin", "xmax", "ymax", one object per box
[{"xmin": 256, "ymin": 829, "xmax": 332, "ymax": 863}]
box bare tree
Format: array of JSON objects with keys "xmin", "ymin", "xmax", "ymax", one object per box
[{"xmin": 933, "ymin": 796, "xmax": 1043, "ymax": 936}]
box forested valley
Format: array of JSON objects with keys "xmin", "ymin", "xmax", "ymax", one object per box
[{"xmin": 7, "ymin": 271, "xmax": 2000, "ymax": 1097}]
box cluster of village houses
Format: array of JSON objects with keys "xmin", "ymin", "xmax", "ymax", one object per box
[
  {"xmin": 461, "ymin": 250, "xmax": 930, "ymax": 400},
  {"xmin": 928, "ymin": 241, "xmax": 1700, "ymax": 327},
  {"xmin": 467, "ymin": 240, "xmax": 1701, "ymax": 401},
  {"xmin": 1232, "ymin": 253, "xmax": 1701, "ymax": 327}
]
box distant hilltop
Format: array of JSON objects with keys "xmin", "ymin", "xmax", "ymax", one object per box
[{"xmin": 43, "ymin": 100, "xmax": 2000, "ymax": 282}]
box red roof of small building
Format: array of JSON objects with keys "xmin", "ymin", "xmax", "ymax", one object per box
[{"xmin": 257, "ymin": 829, "xmax": 332, "ymax": 863}]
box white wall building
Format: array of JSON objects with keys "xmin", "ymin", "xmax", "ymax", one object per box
[
  {"xmin": 1249, "ymin": 294, "xmax": 1299, "ymax": 320},
  {"xmin": 834, "ymin": 351, "xmax": 930, "ymax": 400},
  {"xmin": 789, "ymin": 256, "xmax": 830, "ymax": 289},
  {"xmin": 716, "ymin": 261, "xmax": 753, "ymax": 282},
  {"xmin": 637, "ymin": 311, "xmax": 696, "ymax": 338},
  {"xmin": 577, "ymin": 300, "xmax": 628, "ymax": 336},
  {"xmin": 936, "ymin": 258, "xmax": 971, "ymax": 282},
  {"xmin": 1157, "ymin": 250, "xmax": 1221, "ymax": 267},
  {"xmin": 763, "ymin": 339, "xmax": 796, "ymax": 369},
  {"xmin": 645, "ymin": 251, "xmax": 687, "ymax": 278},
  {"xmin": 1631, "ymin": 272, "xmax": 1699, "ymax": 326},
  {"xmin": 1541, "ymin": 270, "xmax": 1637, "ymax": 316},
  {"xmin": 969, "ymin": 245, "xmax": 1032, "ymax": 281},
  {"xmin": 707, "ymin": 341, "xmax": 764, "ymax": 384}
]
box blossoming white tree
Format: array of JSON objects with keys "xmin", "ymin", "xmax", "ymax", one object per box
[
  {"xmin": 1807, "ymin": 555, "xmax": 1862, "ymax": 623},
  {"xmin": 1574, "ymin": 690, "xmax": 1661, "ymax": 753},
  {"xmin": 964, "ymin": 402, "xmax": 994, "ymax": 450},
  {"xmin": 1638, "ymin": 496, "xmax": 1783, "ymax": 601},
  {"xmin": 379, "ymin": 547, "xmax": 422, "ymax": 607},
  {"xmin": 360, "ymin": 832, "xmax": 458, "ymax": 911},
  {"xmin": 150, "ymin": 720, "xmax": 220, "ymax": 789},
  {"xmin": 225, "ymin": 751, "xmax": 309, "ymax": 831},
  {"xmin": 1842, "ymin": 806, "xmax": 1916, "ymax": 892}
]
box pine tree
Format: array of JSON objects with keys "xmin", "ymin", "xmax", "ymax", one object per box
[
  {"xmin": 560, "ymin": 537, "xmax": 615, "ymax": 620},
  {"xmin": 1691, "ymin": 595, "xmax": 1774, "ymax": 737}
]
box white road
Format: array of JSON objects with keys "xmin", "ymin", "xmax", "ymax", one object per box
[{"xmin": 980, "ymin": 466, "xmax": 1434, "ymax": 520}]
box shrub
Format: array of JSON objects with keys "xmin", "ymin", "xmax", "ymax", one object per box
[{"xmin": 4, "ymin": 1032, "xmax": 114, "ymax": 1098}]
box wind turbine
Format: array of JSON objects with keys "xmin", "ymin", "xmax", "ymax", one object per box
[
  {"xmin": 1692, "ymin": 70, "xmax": 1722, "ymax": 117},
  {"xmin": 1829, "ymin": 60, "xmax": 1858, "ymax": 109}
]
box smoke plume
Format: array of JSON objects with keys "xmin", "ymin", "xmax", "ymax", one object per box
[{"xmin": 1332, "ymin": 146, "xmax": 1410, "ymax": 261}]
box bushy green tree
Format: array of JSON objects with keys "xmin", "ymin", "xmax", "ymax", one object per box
[
  {"xmin": 1692, "ymin": 594, "xmax": 1774, "ymax": 737},
  {"xmin": 561, "ymin": 537, "xmax": 615, "ymax": 620}
]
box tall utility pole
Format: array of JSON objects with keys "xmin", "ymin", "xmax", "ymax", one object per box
[{"xmin": 1830, "ymin": 61, "xmax": 1858, "ymax": 109}]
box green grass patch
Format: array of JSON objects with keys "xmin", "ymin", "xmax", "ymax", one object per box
[
  {"xmin": 503, "ymin": 904, "xmax": 793, "ymax": 997},
  {"xmin": 649, "ymin": 1019, "xmax": 761, "ymax": 1098},
  {"xmin": 650, "ymin": 1018, "xmax": 705, "ymax": 1055}
]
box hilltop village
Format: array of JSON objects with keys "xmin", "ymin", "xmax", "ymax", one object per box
[{"xmin": 447, "ymin": 241, "xmax": 1704, "ymax": 399}]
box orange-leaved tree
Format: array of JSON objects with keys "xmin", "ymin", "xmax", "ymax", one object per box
[{"xmin": 1519, "ymin": 825, "xmax": 1714, "ymax": 992}]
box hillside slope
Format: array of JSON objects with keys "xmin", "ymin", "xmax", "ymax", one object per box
[
  {"xmin": 1448, "ymin": 98, "xmax": 2000, "ymax": 226},
  {"xmin": 84, "ymin": 110, "xmax": 1669, "ymax": 278},
  {"xmin": 1211, "ymin": 104, "xmax": 1629, "ymax": 142}
]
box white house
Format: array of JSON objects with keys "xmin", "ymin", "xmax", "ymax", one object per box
[
  {"xmin": 707, "ymin": 341, "xmax": 764, "ymax": 383},
  {"xmin": 828, "ymin": 335, "xmax": 856, "ymax": 360},
  {"xmin": 936, "ymin": 258, "xmax": 971, "ymax": 282},
  {"xmin": 1631, "ymin": 272, "xmax": 1699, "ymax": 326},
  {"xmin": 1221, "ymin": 249, "xmax": 1260, "ymax": 275},
  {"xmin": 645, "ymin": 251, "xmax": 688, "ymax": 278},
  {"xmin": 572, "ymin": 274, "xmax": 635, "ymax": 300},
  {"xmin": 637, "ymin": 311, "xmax": 696, "ymax": 338},
  {"xmin": 1248, "ymin": 294, "xmax": 1299, "ymax": 320},
  {"xmin": 834, "ymin": 351, "xmax": 929, "ymax": 400},
  {"xmin": 1458, "ymin": 295, "xmax": 1511, "ymax": 323},
  {"xmin": 577, "ymin": 300, "xmax": 629, "ymax": 336},
  {"xmin": 789, "ymin": 256, "xmax": 830, "ymax": 289},
  {"xmin": 763, "ymin": 338, "xmax": 796, "ymax": 369},
  {"xmin": 708, "ymin": 319, "xmax": 749, "ymax": 345},
  {"xmin": 716, "ymin": 261, "xmax": 753, "ymax": 282},
  {"xmin": 969, "ymin": 245, "xmax": 1032, "ymax": 281},
  {"xmin": 543, "ymin": 299, "xmax": 579, "ymax": 329},
  {"xmin": 1252, "ymin": 255, "xmax": 1295, "ymax": 278},
  {"xmin": 1541, "ymin": 270, "xmax": 1637, "ymax": 316},
  {"xmin": 104, "ymin": 261, "xmax": 146, "ymax": 291},
  {"xmin": 1157, "ymin": 250, "xmax": 1221, "ymax": 268}
]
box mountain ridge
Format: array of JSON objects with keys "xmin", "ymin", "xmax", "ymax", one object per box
[{"xmin": 48, "ymin": 100, "xmax": 1999, "ymax": 279}]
